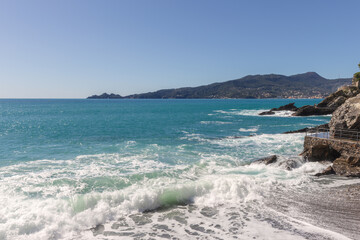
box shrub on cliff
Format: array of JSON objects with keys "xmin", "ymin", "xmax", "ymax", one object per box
[{"xmin": 353, "ymin": 63, "xmax": 360, "ymax": 86}]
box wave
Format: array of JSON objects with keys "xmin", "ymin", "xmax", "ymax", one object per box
[
  {"xmin": 214, "ymin": 109, "xmax": 295, "ymax": 117},
  {"xmin": 200, "ymin": 121, "xmax": 233, "ymax": 125},
  {"xmin": 239, "ymin": 126, "xmax": 259, "ymax": 132}
]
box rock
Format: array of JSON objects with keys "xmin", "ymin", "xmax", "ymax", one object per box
[
  {"xmin": 259, "ymin": 103, "xmax": 297, "ymax": 115},
  {"xmin": 301, "ymin": 142, "xmax": 341, "ymax": 161},
  {"xmin": 314, "ymin": 166, "xmax": 335, "ymax": 177},
  {"xmin": 332, "ymin": 156, "xmax": 360, "ymax": 177},
  {"xmin": 329, "ymin": 93, "xmax": 360, "ymax": 135},
  {"xmin": 252, "ymin": 155, "xmax": 278, "ymax": 165},
  {"xmin": 90, "ymin": 224, "xmax": 105, "ymax": 236},
  {"xmin": 317, "ymin": 86, "xmax": 360, "ymax": 108},
  {"xmin": 292, "ymin": 105, "xmax": 335, "ymax": 116},
  {"xmin": 259, "ymin": 110, "xmax": 275, "ymax": 115},
  {"xmin": 284, "ymin": 123, "xmax": 329, "ymax": 134},
  {"xmin": 278, "ymin": 159, "xmax": 299, "ymax": 170},
  {"xmin": 271, "ymin": 102, "xmax": 298, "ymax": 111}
]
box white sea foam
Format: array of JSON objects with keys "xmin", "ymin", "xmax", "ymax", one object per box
[
  {"xmin": 214, "ymin": 109, "xmax": 296, "ymax": 117},
  {"xmin": 0, "ymin": 132, "xmax": 358, "ymax": 239},
  {"xmin": 239, "ymin": 126, "xmax": 259, "ymax": 132},
  {"xmin": 200, "ymin": 121, "xmax": 233, "ymax": 125}
]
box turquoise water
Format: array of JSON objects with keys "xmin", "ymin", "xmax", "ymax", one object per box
[
  {"xmin": 1, "ymin": 99, "xmax": 347, "ymax": 240},
  {"xmin": 0, "ymin": 99, "xmax": 327, "ymax": 166}
]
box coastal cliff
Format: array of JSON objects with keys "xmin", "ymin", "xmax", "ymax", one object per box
[{"xmin": 302, "ymin": 81, "xmax": 360, "ymax": 177}]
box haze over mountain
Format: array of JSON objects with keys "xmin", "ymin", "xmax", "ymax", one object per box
[{"xmin": 88, "ymin": 72, "xmax": 351, "ymax": 99}]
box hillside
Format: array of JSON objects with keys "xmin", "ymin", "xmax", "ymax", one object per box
[{"xmin": 88, "ymin": 72, "xmax": 351, "ymax": 99}]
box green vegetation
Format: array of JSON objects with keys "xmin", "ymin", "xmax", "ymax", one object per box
[
  {"xmin": 354, "ymin": 63, "xmax": 360, "ymax": 83},
  {"xmin": 89, "ymin": 72, "xmax": 351, "ymax": 99}
]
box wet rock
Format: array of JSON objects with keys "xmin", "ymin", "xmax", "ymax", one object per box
[
  {"xmin": 279, "ymin": 159, "xmax": 299, "ymax": 170},
  {"xmin": 314, "ymin": 166, "xmax": 335, "ymax": 176},
  {"xmin": 284, "ymin": 123, "xmax": 329, "ymax": 134},
  {"xmin": 259, "ymin": 103, "xmax": 298, "ymax": 115},
  {"xmin": 259, "ymin": 110, "xmax": 275, "ymax": 115},
  {"xmin": 332, "ymin": 156, "xmax": 360, "ymax": 177},
  {"xmin": 292, "ymin": 105, "xmax": 335, "ymax": 116},
  {"xmin": 252, "ymin": 155, "xmax": 278, "ymax": 165},
  {"xmin": 90, "ymin": 224, "xmax": 105, "ymax": 236},
  {"xmin": 271, "ymin": 102, "xmax": 298, "ymax": 111}
]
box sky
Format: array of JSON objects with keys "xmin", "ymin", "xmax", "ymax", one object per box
[{"xmin": 0, "ymin": 0, "xmax": 359, "ymax": 98}]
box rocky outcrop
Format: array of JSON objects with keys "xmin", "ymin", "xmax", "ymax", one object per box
[
  {"xmin": 317, "ymin": 86, "xmax": 360, "ymax": 108},
  {"xmin": 314, "ymin": 166, "xmax": 335, "ymax": 177},
  {"xmin": 292, "ymin": 105, "xmax": 335, "ymax": 116},
  {"xmin": 332, "ymin": 156, "xmax": 360, "ymax": 177},
  {"xmin": 252, "ymin": 155, "xmax": 278, "ymax": 165},
  {"xmin": 301, "ymin": 137, "xmax": 341, "ymax": 161},
  {"xmin": 302, "ymin": 136, "xmax": 360, "ymax": 177},
  {"xmin": 292, "ymin": 86, "xmax": 360, "ymax": 116},
  {"xmin": 329, "ymin": 93, "xmax": 360, "ymax": 135},
  {"xmin": 272, "ymin": 103, "xmax": 298, "ymax": 111},
  {"xmin": 259, "ymin": 110, "xmax": 275, "ymax": 116},
  {"xmin": 259, "ymin": 103, "xmax": 298, "ymax": 115},
  {"xmin": 251, "ymin": 155, "xmax": 302, "ymax": 170},
  {"xmin": 284, "ymin": 123, "xmax": 328, "ymax": 134}
]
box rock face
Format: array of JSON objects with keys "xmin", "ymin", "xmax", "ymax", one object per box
[
  {"xmin": 329, "ymin": 93, "xmax": 360, "ymax": 135},
  {"xmin": 302, "ymin": 136, "xmax": 360, "ymax": 177},
  {"xmin": 292, "ymin": 86, "xmax": 360, "ymax": 116},
  {"xmin": 272, "ymin": 103, "xmax": 298, "ymax": 111},
  {"xmin": 317, "ymin": 86, "xmax": 360, "ymax": 108},
  {"xmin": 292, "ymin": 105, "xmax": 334, "ymax": 116},
  {"xmin": 332, "ymin": 156, "xmax": 360, "ymax": 177}
]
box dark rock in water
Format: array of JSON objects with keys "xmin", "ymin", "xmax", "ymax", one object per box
[
  {"xmin": 292, "ymin": 105, "xmax": 335, "ymax": 116},
  {"xmin": 314, "ymin": 166, "xmax": 335, "ymax": 177},
  {"xmin": 259, "ymin": 110, "xmax": 275, "ymax": 115},
  {"xmin": 90, "ymin": 224, "xmax": 105, "ymax": 236},
  {"xmin": 284, "ymin": 123, "xmax": 329, "ymax": 134},
  {"xmin": 252, "ymin": 155, "xmax": 278, "ymax": 165},
  {"xmin": 271, "ymin": 102, "xmax": 298, "ymax": 111},
  {"xmin": 279, "ymin": 159, "xmax": 299, "ymax": 170},
  {"xmin": 259, "ymin": 103, "xmax": 298, "ymax": 115},
  {"xmin": 332, "ymin": 156, "xmax": 360, "ymax": 177}
]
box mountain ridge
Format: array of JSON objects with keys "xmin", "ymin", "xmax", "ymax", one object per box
[{"xmin": 88, "ymin": 72, "xmax": 351, "ymax": 99}]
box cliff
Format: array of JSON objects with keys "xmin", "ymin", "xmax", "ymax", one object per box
[{"xmin": 302, "ymin": 93, "xmax": 360, "ymax": 177}]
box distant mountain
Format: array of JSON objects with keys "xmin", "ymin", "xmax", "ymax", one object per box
[{"xmin": 87, "ymin": 72, "xmax": 351, "ymax": 99}]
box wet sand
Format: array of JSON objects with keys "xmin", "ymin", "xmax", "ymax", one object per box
[{"xmin": 266, "ymin": 181, "xmax": 360, "ymax": 240}]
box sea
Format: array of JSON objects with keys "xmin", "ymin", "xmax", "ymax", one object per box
[{"xmin": 0, "ymin": 99, "xmax": 359, "ymax": 240}]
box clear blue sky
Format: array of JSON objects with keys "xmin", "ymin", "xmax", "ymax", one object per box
[{"xmin": 0, "ymin": 0, "xmax": 359, "ymax": 98}]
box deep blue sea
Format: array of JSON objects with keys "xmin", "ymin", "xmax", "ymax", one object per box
[{"xmin": 0, "ymin": 99, "xmax": 353, "ymax": 240}]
